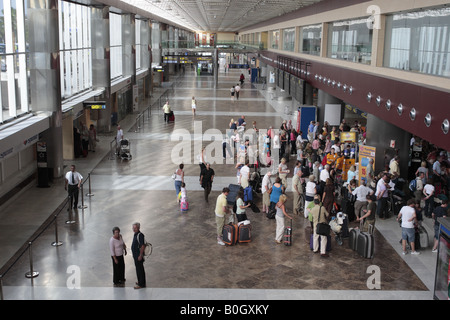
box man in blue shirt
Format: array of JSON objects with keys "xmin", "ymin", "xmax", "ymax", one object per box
[{"xmin": 131, "ymin": 222, "xmax": 146, "ymax": 289}]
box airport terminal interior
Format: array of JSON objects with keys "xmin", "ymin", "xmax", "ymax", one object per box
[{"xmin": 0, "ymin": 0, "xmax": 450, "ymax": 301}]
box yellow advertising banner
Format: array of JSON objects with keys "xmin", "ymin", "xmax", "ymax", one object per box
[
  {"xmin": 358, "ymin": 145, "xmax": 376, "ymax": 185},
  {"xmin": 340, "ymin": 131, "xmax": 356, "ymax": 142}
]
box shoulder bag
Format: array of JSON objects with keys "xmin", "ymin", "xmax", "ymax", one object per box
[{"xmin": 316, "ymin": 206, "xmax": 330, "ymax": 236}]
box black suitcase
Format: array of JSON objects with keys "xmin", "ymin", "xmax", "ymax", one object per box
[
  {"xmin": 349, "ymin": 227, "xmax": 360, "ymax": 251},
  {"xmin": 284, "ymin": 219, "xmax": 293, "ymax": 246},
  {"xmin": 238, "ymin": 223, "xmax": 252, "ymax": 243},
  {"xmin": 357, "ymin": 225, "xmax": 374, "ymax": 258}
]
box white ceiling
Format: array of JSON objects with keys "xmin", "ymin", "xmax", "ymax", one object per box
[{"xmin": 122, "ymin": 0, "xmax": 324, "ymax": 32}]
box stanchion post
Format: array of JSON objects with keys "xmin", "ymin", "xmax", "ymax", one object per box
[
  {"xmin": 25, "ymin": 242, "xmax": 39, "ymax": 279},
  {"xmin": 51, "ymin": 214, "xmax": 63, "ymax": 247},
  {"xmin": 86, "ymin": 173, "xmax": 94, "ymax": 197},
  {"xmin": 78, "ymin": 184, "xmax": 88, "ymax": 210}
]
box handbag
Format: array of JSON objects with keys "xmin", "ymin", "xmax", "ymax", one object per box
[{"xmin": 316, "ymin": 206, "xmax": 330, "ymax": 236}]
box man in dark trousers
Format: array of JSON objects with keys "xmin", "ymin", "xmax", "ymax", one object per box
[
  {"xmin": 200, "ymin": 162, "xmax": 215, "ymax": 203},
  {"xmin": 131, "ymin": 222, "xmax": 146, "ymax": 289},
  {"xmin": 64, "ymin": 165, "xmax": 83, "ymax": 210}
]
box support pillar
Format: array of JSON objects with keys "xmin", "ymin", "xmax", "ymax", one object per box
[{"xmin": 28, "ymin": 0, "xmax": 63, "ymax": 179}]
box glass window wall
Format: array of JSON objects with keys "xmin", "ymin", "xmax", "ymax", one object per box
[
  {"xmin": 110, "ymin": 12, "xmax": 122, "ymax": 79},
  {"xmin": 282, "ymin": 27, "xmax": 295, "ymax": 52},
  {"xmin": 300, "ymin": 24, "xmax": 322, "ymax": 56},
  {"xmin": 328, "ymin": 18, "xmax": 373, "ymax": 65},
  {"xmin": 384, "ymin": 7, "xmax": 450, "ymax": 78},
  {"xmin": 270, "ymin": 30, "xmax": 279, "ymax": 49},
  {"xmin": 0, "ymin": 0, "xmax": 28, "ymax": 123},
  {"xmin": 59, "ymin": 0, "xmax": 92, "ymax": 100}
]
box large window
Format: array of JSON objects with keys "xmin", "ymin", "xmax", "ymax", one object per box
[
  {"xmin": 282, "ymin": 27, "xmax": 295, "ymax": 52},
  {"xmin": 0, "ymin": 0, "xmax": 28, "ymax": 123},
  {"xmin": 270, "ymin": 30, "xmax": 280, "ymax": 49},
  {"xmin": 300, "ymin": 24, "xmax": 322, "ymax": 56},
  {"xmin": 59, "ymin": 0, "xmax": 92, "ymax": 99},
  {"xmin": 384, "ymin": 7, "xmax": 450, "ymax": 78},
  {"xmin": 110, "ymin": 13, "xmax": 122, "ymax": 79},
  {"xmin": 328, "ymin": 18, "xmax": 373, "ymax": 65}
]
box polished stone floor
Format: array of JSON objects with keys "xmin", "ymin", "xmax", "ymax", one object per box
[{"xmin": 0, "ymin": 69, "xmax": 437, "ymax": 300}]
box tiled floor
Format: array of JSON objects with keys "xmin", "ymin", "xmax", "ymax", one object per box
[{"xmin": 0, "ymin": 69, "xmax": 438, "ymax": 300}]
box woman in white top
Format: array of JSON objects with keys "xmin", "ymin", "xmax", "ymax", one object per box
[
  {"xmin": 236, "ymin": 190, "xmax": 250, "ymax": 222},
  {"xmin": 240, "ymin": 160, "xmax": 251, "ymax": 188},
  {"xmin": 304, "ymin": 175, "xmax": 317, "ymax": 218},
  {"xmin": 423, "ymin": 179, "xmax": 435, "ymax": 217},
  {"xmin": 110, "ymin": 227, "xmax": 127, "ymax": 286},
  {"xmin": 278, "ymin": 158, "xmax": 290, "ymax": 188},
  {"xmin": 191, "ymin": 96, "xmax": 197, "ymax": 116},
  {"xmin": 174, "ymin": 163, "xmax": 185, "ymax": 199}
]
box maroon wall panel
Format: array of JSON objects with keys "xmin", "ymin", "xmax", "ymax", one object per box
[{"xmin": 260, "ymin": 51, "xmax": 450, "ymax": 151}]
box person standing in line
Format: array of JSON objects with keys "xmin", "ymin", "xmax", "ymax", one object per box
[
  {"xmin": 423, "ymin": 179, "xmax": 435, "ymax": 218},
  {"xmin": 200, "ymin": 162, "xmax": 215, "ymax": 203},
  {"xmin": 357, "ymin": 194, "xmax": 377, "ymax": 232},
  {"xmin": 261, "ymin": 171, "xmax": 273, "ymax": 215},
  {"xmin": 274, "ymin": 194, "xmax": 293, "ymax": 244},
  {"xmin": 191, "ymin": 96, "xmax": 197, "ymax": 116},
  {"xmin": 116, "ymin": 125, "xmax": 124, "ymax": 155},
  {"xmin": 397, "ymin": 199, "xmax": 420, "ymax": 255},
  {"xmin": 269, "ymin": 177, "xmax": 284, "ymax": 211},
  {"xmin": 64, "ymin": 165, "xmax": 83, "ymax": 210},
  {"xmin": 352, "ymin": 179, "xmax": 374, "ymax": 219},
  {"xmin": 110, "ymin": 226, "xmax": 127, "ymax": 287},
  {"xmin": 131, "ymin": 222, "xmax": 146, "ymax": 289},
  {"xmin": 174, "ymin": 163, "xmax": 184, "ymax": 201},
  {"xmin": 431, "ymin": 199, "xmax": 448, "ymax": 253},
  {"xmin": 310, "ymin": 198, "xmax": 330, "ymax": 257},
  {"xmin": 239, "ymin": 159, "xmax": 250, "ymax": 188},
  {"xmin": 215, "ymin": 187, "xmax": 231, "ymax": 246},
  {"xmin": 292, "ymin": 169, "xmax": 304, "ymax": 216},
  {"xmin": 376, "ymin": 173, "xmax": 390, "ymax": 219},
  {"xmin": 235, "ymin": 83, "xmax": 241, "ymax": 100},
  {"xmin": 162, "ymin": 100, "xmax": 171, "ymax": 123},
  {"xmin": 366, "ymin": 158, "xmax": 375, "ymax": 187}
]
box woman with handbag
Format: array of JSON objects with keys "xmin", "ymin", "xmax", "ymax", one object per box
[
  {"xmin": 310, "ymin": 199, "xmax": 330, "ymax": 257},
  {"xmin": 274, "ymin": 194, "xmax": 293, "ymax": 244}
]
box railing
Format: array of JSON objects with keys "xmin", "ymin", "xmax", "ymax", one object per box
[
  {"xmin": 132, "ymin": 73, "xmax": 183, "ymax": 133},
  {"xmin": 0, "ymin": 173, "xmax": 94, "ymax": 300}
]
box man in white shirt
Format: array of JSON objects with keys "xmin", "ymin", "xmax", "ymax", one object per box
[
  {"xmin": 240, "ymin": 160, "xmax": 250, "ymax": 188},
  {"xmin": 352, "ymin": 180, "xmax": 374, "ymax": 219},
  {"xmin": 235, "ymin": 83, "xmax": 241, "ymax": 100},
  {"xmin": 116, "ymin": 125, "xmax": 124, "ymax": 155},
  {"xmin": 397, "ymin": 199, "xmax": 420, "ymax": 255},
  {"xmin": 261, "ymin": 171, "xmax": 273, "ymax": 214},
  {"xmin": 65, "ymin": 165, "xmax": 83, "ymax": 210}
]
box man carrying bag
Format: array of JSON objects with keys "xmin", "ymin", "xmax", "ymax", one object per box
[{"xmin": 311, "ymin": 199, "xmax": 330, "ymax": 258}]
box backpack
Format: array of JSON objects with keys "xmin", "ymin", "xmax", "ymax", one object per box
[
  {"xmin": 137, "ymin": 232, "xmax": 152, "ymax": 257},
  {"xmin": 409, "ymin": 179, "xmax": 417, "ymax": 192},
  {"xmin": 180, "ymin": 199, "xmax": 189, "ymax": 212}
]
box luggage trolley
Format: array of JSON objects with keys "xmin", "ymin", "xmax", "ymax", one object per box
[{"xmin": 119, "ymin": 139, "xmax": 132, "ymax": 160}]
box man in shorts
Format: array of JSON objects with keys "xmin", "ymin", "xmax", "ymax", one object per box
[{"xmin": 397, "ymin": 198, "xmax": 420, "ymax": 255}]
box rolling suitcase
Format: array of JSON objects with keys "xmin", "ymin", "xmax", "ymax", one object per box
[
  {"xmin": 418, "ymin": 226, "xmax": 429, "ymax": 249},
  {"xmin": 357, "ymin": 224, "xmax": 374, "ymax": 259},
  {"xmin": 304, "ymin": 225, "xmax": 312, "ymax": 243},
  {"xmin": 168, "ymin": 111, "xmax": 175, "ymax": 122},
  {"xmin": 349, "ymin": 227, "xmax": 360, "ymax": 251},
  {"xmin": 250, "ymin": 202, "xmax": 260, "ymax": 213},
  {"xmin": 284, "ymin": 219, "xmax": 292, "ymax": 246},
  {"xmin": 238, "ymin": 221, "xmax": 252, "ymax": 243},
  {"xmin": 223, "ymin": 221, "xmax": 238, "ymax": 246}
]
